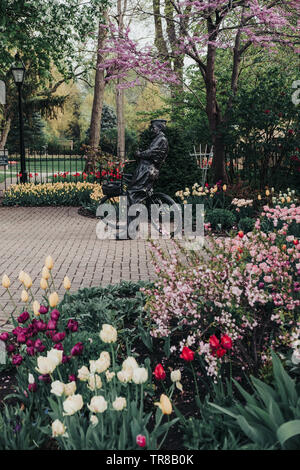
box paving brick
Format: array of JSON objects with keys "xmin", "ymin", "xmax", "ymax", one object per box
[{"xmin": 0, "ymin": 206, "xmax": 176, "ymax": 327}]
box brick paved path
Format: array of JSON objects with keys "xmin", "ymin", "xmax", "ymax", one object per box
[{"xmin": 0, "ymin": 206, "xmax": 172, "ymax": 328}]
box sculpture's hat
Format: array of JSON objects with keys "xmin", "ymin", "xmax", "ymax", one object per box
[{"xmin": 151, "ymin": 119, "xmax": 167, "ymax": 129}]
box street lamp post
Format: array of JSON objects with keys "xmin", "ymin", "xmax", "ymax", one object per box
[{"xmin": 11, "ymin": 54, "xmax": 27, "ymax": 184}]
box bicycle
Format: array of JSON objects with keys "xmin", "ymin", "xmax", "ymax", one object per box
[{"xmin": 97, "ymin": 161, "xmax": 182, "ymax": 237}]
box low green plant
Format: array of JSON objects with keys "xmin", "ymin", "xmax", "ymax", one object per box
[
  {"xmin": 0, "ymin": 405, "xmax": 46, "ymax": 450},
  {"xmin": 238, "ymin": 217, "xmax": 255, "ymax": 233},
  {"xmin": 205, "ymin": 208, "xmax": 236, "ymax": 231},
  {"xmin": 209, "ymin": 353, "xmax": 300, "ymax": 450}
]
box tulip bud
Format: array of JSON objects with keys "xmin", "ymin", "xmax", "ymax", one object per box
[
  {"xmin": 32, "ymin": 300, "xmax": 40, "ymax": 316},
  {"xmin": 63, "ymin": 276, "xmax": 71, "ymax": 290},
  {"xmin": 41, "ymin": 266, "xmax": 50, "ymax": 280},
  {"xmin": 257, "ymin": 194, "xmax": 262, "ymax": 200},
  {"xmin": 154, "ymin": 394, "xmax": 172, "ymax": 415},
  {"xmin": 222, "ymin": 184, "xmax": 227, "ymax": 191},
  {"xmin": 21, "ymin": 289, "xmax": 29, "ymax": 303},
  {"xmin": 40, "ymin": 278, "xmax": 48, "ymax": 290},
  {"xmin": 23, "ymin": 274, "xmax": 32, "ymax": 289},
  {"xmin": 265, "ymin": 189, "xmax": 270, "ymax": 196},
  {"xmin": 18, "ymin": 271, "xmax": 26, "ymax": 284},
  {"xmin": 49, "ymin": 292, "xmax": 59, "ymax": 308},
  {"xmin": 45, "ymin": 256, "xmax": 54, "ymax": 270},
  {"xmin": 2, "ymin": 274, "xmax": 11, "ymax": 289}
]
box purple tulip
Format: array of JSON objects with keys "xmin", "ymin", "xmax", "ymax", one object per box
[
  {"xmin": 12, "ymin": 354, "xmax": 23, "ymax": 366},
  {"xmin": 36, "ymin": 321, "xmax": 47, "ymax": 332},
  {"xmin": 26, "ymin": 346, "xmax": 35, "ymax": 356},
  {"xmin": 71, "ymin": 342, "xmax": 83, "ymax": 357},
  {"xmin": 34, "ymin": 339, "xmax": 46, "ymax": 352},
  {"xmin": 0, "ymin": 332, "xmax": 10, "ymax": 342},
  {"xmin": 67, "ymin": 319, "xmax": 78, "ymax": 333},
  {"xmin": 26, "ymin": 339, "xmax": 34, "ymax": 347},
  {"xmin": 39, "ymin": 305, "xmax": 48, "ymax": 315},
  {"xmin": 69, "ymin": 374, "xmax": 76, "ymax": 382},
  {"xmin": 258, "ymin": 282, "xmax": 265, "ymax": 289},
  {"xmin": 47, "ymin": 319, "xmax": 57, "ymax": 330},
  {"xmin": 6, "ymin": 344, "xmax": 15, "ymax": 353},
  {"xmin": 50, "ymin": 309, "xmax": 60, "ymax": 321},
  {"xmin": 54, "ymin": 342, "xmax": 64, "ymax": 351},
  {"xmin": 17, "ymin": 333, "xmax": 27, "ymax": 344},
  {"xmin": 28, "ymin": 383, "xmax": 37, "ymax": 393},
  {"xmin": 38, "ymin": 374, "xmax": 51, "ymax": 383},
  {"xmin": 52, "ymin": 332, "xmax": 66, "ymax": 343},
  {"xmin": 62, "ymin": 355, "xmax": 70, "ymax": 364},
  {"xmin": 12, "ymin": 327, "xmax": 23, "ymax": 336},
  {"xmin": 17, "ymin": 311, "xmax": 30, "ymax": 324}
]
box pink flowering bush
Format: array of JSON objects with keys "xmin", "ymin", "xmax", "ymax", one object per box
[
  {"xmin": 144, "ymin": 207, "xmax": 300, "ymax": 379},
  {"xmin": 258, "ymin": 204, "xmax": 300, "ymax": 238}
]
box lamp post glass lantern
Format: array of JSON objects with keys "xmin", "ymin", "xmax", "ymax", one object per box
[{"xmin": 11, "ymin": 54, "xmax": 27, "ymax": 183}]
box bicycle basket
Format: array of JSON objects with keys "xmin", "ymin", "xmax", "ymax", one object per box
[{"xmin": 102, "ymin": 181, "xmax": 122, "ymax": 197}]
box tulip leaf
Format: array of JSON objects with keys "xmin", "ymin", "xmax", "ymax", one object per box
[{"xmin": 277, "ymin": 420, "xmax": 300, "ymax": 447}]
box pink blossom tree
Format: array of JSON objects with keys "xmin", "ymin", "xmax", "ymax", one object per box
[{"xmin": 98, "ymin": 0, "xmax": 299, "ymax": 182}]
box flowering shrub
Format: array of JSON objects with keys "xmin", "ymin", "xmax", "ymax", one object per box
[
  {"xmin": 258, "ymin": 204, "xmax": 300, "ymax": 238},
  {"xmin": 2, "ymin": 182, "xmax": 101, "ymax": 206},
  {"xmin": 143, "ymin": 207, "xmax": 300, "ymax": 379},
  {"xmin": 175, "ymin": 182, "xmax": 227, "ymax": 210}
]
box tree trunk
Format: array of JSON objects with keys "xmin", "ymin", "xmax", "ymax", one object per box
[
  {"xmin": 86, "ymin": 17, "xmax": 108, "ymax": 172},
  {"xmin": 116, "ymin": 83, "xmax": 125, "ymax": 160},
  {"xmin": 0, "ymin": 113, "xmax": 12, "ymax": 150},
  {"xmin": 205, "ymin": 34, "xmax": 228, "ymax": 184}
]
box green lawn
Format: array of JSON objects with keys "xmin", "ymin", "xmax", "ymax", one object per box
[{"xmin": 0, "ymin": 158, "xmax": 86, "ymax": 179}]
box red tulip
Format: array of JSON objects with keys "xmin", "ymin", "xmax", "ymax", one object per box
[
  {"xmin": 216, "ymin": 348, "xmax": 227, "ymax": 358},
  {"xmin": 209, "ymin": 335, "xmax": 220, "ymax": 350},
  {"xmin": 154, "ymin": 363, "xmax": 166, "ymax": 380},
  {"xmin": 220, "ymin": 334, "xmax": 233, "ymax": 350},
  {"xmin": 136, "ymin": 434, "xmax": 146, "ymax": 447},
  {"xmin": 180, "ymin": 346, "xmax": 195, "ymax": 361}
]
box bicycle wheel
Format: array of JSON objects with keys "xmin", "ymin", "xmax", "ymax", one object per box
[
  {"xmin": 147, "ymin": 192, "xmax": 182, "ymax": 237},
  {"xmin": 96, "ymin": 195, "xmax": 126, "ymax": 229}
]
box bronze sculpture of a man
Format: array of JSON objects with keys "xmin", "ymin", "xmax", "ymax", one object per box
[{"xmin": 127, "ymin": 119, "xmax": 168, "ymax": 206}]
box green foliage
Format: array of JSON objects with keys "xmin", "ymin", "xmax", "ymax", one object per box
[
  {"xmin": 238, "ymin": 217, "xmax": 255, "ymax": 233},
  {"xmin": 59, "ymin": 281, "xmax": 152, "ymax": 351},
  {"xmin": 205, "ymin": 208, "xmax": 236, "ymax": 230},
  {"xmin": 7, "ymin": 112, "xmax": 47, "ymax": 153},
  {"xmin": 0, "ymin": 405, "xmax": 46, "ymax": 450},
  {"xmin": 209, "ymin": 353, "xmax": 300, "ymax": 450}
]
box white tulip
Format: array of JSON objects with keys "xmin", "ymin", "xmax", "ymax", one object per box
[
  {"xmin": 88, "ymin": 396, "xmax": 107, "ymax": 414},
  {"xmin": 51, "ymin": 380, "xmax": 65, "ymax": 397},
  {"xmin": 63, "ymin": 394, "xmax": 84, "ymax": 416}
]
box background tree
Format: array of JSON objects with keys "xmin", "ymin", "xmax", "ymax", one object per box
[{"xmin": 98, "ymin": 0, "xmax": 299, "ymax": 183}]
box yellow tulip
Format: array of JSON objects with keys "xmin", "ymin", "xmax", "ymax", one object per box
[
  {"xmin": 154, "ymin": 394, "xmax": 172, "ymax": 415},
  {"xmin": 257, "ymin": 194, "xmax": 262, "ymax": 200},
  {"xmin": 45, "ymin": 256, "xmax": 54, "ymax": 270},
  {"xmin": 23, "ymin": 274, "xmax": 32, "ymax": 289},
  {"xmin": 18, "ymin": 271, "xmax": 26, "ymax": 284},
  {"xmin": 42, "ymin": 266, "xmax": 50, "ymax": 280},
  {"xmin": 49, "ymin": 292, "xmax": 59, "ymax": 308},
  {"xmin": 2, "ymin": 274, "xmax": 10, "ymax": 289},
  {"xmin": 222, "ymin": 184, "xmax": 227, "ymax": 191},
  {"xmin": 63, "ymin": 276, "xmax": 71, "ymax": 290},
  {"xmin": 265, "ymin": 189, "xmax": 270, "ymax": 196},
  {"xmin": 32, "ymin": 300, "xmax": 40, "ymax": 316},
  {"xmin": 40, "ymin": 278, "xmax": 48, "ymax": 290},
  {"xmin": 21, "ymin": 289, "xmax": 29, "ymax": 303}
]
